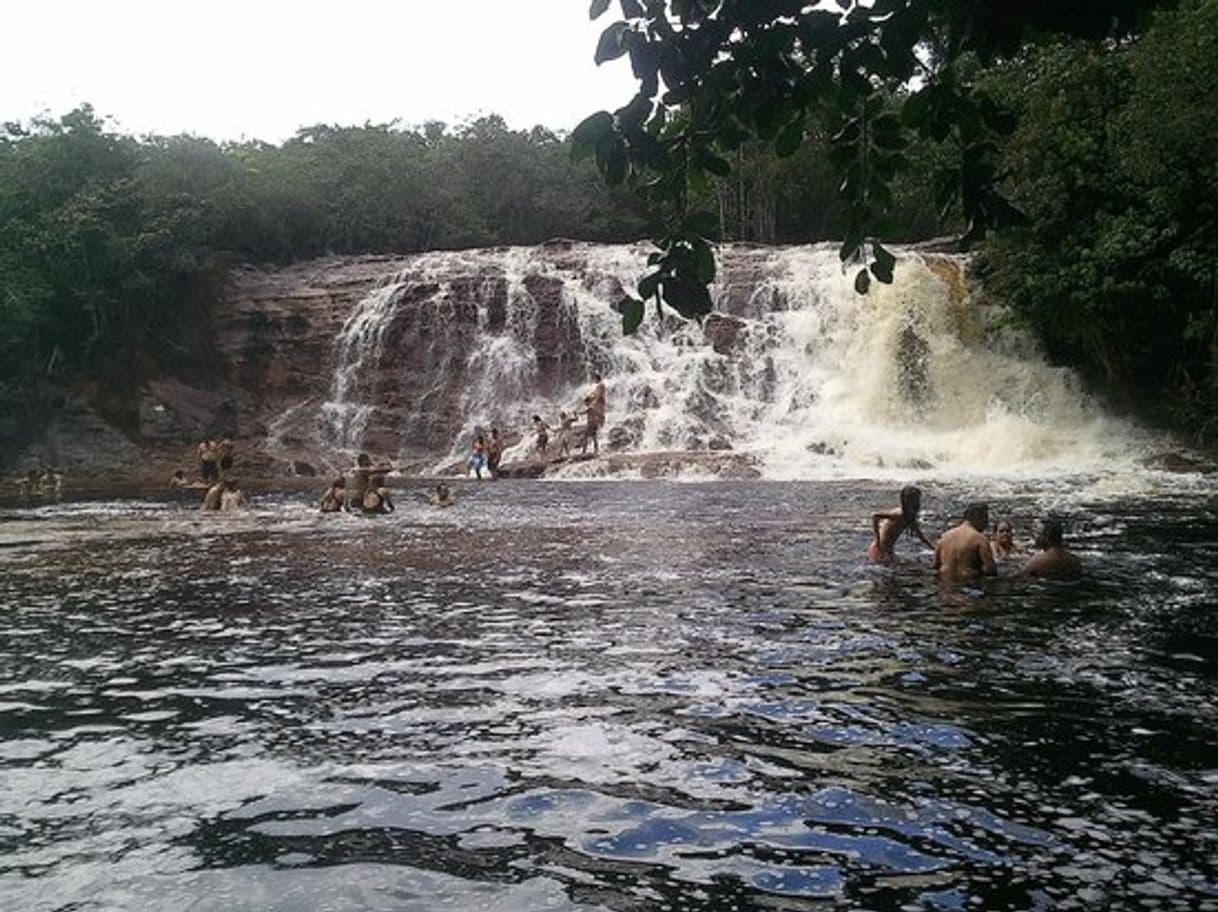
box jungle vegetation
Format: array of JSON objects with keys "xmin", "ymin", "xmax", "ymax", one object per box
[{"xmin": 1, "ymin": 0, "xmax": 1215, "ymax": 443}]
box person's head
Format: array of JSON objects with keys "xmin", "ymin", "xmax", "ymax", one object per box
[
  {"xmin": 962, "ymin": 502, "xmax": 989, "ymax": 531},
  {"xmin": 584, "ymin": 396, "xmax": 592, "ymax": 405},
  {"xmin": 436, "ymin": 483, "xmax": 450, "ymax": 498},
  {"xmin": 1037, "ymin": 518, "xmax": 1065, "ymax": 549},
  {"xmin": 559, "ymin": 411, "xmax": 567, "ymax": 420},
  {"xmin": 223, "ymin": 478, "xmax": 239, "ymax": 492},
  {"xmin": 899, "ymin": 485, "xmax": 922, "ymax": 520},
  {"xmin": 491, "ymin": 427, "xmax": 499, "ymax": 437},
  {"xmin": 532, "ymin": 414, "xmax": 541, "ymax": 424},
  {"xmin": 995, "ymin": 520, "xmax": 1014, "ymax": 544},
  {"xmin": 356, "ymin": 452, "xmax": 372, "ymax": 467},
  {"xmin": 476, "ymin": 433, "xmax": 485, "ymax": 444}
]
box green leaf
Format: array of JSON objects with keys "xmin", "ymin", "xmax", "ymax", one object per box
[
  {"xmin": 638, "ymin": 271, "xmax": 662, "ymax": 300},
  {"xmin": 696, "ymin": 150, "xmax": 732, "ymax": 176},
  {"xmin": 595, "ymin": 21, "xmax": 630, "ymax": 64},
  {"xmin": 621, "ymin": 296, "xmax": 645, "ymax": 334},
  {"xmin": 590, "ymin": 0, "xmax": 611, "ymax": 19},
  {"xmin": 871, "ymin": 242, "xmax": 895, "ymax": 283},
  {"xmin": 662, "ymin": 276, "xmax": 713, "ymax": 319},
  {"xmin": 775, "ymin": 119, "xmax": 804, "ymax": 158},
  {"xmin": 854, "ymin": 267, "xmax": 871, "ymax": 294},
  {"xmin": 620, "ymin": 0, "xmax": 643, "ymax": 16},
  {"xmin": 693, "ymin": 239, "xmax": 717, "ymax": 284},
  {"xmin": 684, "ymin": 210, "xmax": 719, "ymax": 237},
  {"xmin": 570, "ymin": 111, "xmax": 614, "ymax": 162}
]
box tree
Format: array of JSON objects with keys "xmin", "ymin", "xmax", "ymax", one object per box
[{"xmin": 574, "ymin": 0, "xmax": 1165, "ymax": 330}]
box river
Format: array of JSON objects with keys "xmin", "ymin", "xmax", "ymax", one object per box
[{"xmin": 1, "ymin": 478, "xmax": 1216, "ymax": 911}]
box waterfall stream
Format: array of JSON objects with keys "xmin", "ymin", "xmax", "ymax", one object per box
[{"xmin": 315, "ymin": 242, "xmax": 1148, "ymax": 479}]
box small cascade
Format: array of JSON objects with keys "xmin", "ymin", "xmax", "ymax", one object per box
[{"xmin": 310, "ymin": 242, "xmax": 1150, "ymax": 479}]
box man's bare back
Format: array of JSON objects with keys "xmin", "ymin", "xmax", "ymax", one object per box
[{"xmin": 934, "ymin": 503, "xmax": 996, "ymax": 584}]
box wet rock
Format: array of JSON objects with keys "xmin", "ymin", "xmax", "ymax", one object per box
[
  {"xmin": 292, "ymin": 460, "xmax": 317, "ymax": 477},
  {"xmin": 1142, "ymin": 451, "xmax": 1215, "ymax": 474},
  {"xmin": 708, "ymin": 435, "xmax": 733, "ymax": 451},
  {"xmin": 704, "ymin": 313, "xmax": 746, "ymax": 355}
]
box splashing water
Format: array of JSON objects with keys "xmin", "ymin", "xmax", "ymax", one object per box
[{"xmin": 313, "ymin": 243, "xmax": 1153, "ymax": 479}]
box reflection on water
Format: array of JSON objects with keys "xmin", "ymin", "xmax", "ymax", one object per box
[{"xmin": 1, "ymin": 480, "xmax": 1216, "ymax": 911}]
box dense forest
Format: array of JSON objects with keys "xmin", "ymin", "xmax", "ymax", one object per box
[{"xmin": 1, "ymin": 0, "xmax": 1215, "ymax": 446}]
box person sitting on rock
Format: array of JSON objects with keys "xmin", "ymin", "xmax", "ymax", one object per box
[
  {"xmin": 319, "ymin": 477, "xmax": 346, "ymax": 512},
  {"xmin": 1021, "ymin": 518, "xmax": 1082, "ymax": 580},
  {"xmin": 362, "ymin": 474, "xmax": 395, "ymax": 514},
  {"xmin": 169, "ymin": 469, "xmax": 190, "ymax": 488}
]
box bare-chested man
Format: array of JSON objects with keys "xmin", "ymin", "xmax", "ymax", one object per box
[
  {"xmin": 934, "ymin": 502, "xmax": 997, "ymax": 584},
  {"xmin": 347, "ymin": 453, "xmax": 374, "ymax": 510},
  {"xmin": 1021, "ymin": 518, "xmax": 1082, "ymax": 580},
  {"xmin": 868, "ymin": 485, "xmax": 934, "ymax": 562},
  {"xmin": 198, "ymin": 440, "xmax": 219, "ymax": 484},
  {"xmin": 319, "ymin": 477, "xmax": 346, "ymax": 512},
  {"xmin": 583, "ymin": 373, "xmax": 607, "ymax": 456}
]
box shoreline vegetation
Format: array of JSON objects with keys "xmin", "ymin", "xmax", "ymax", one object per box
[{"xmin": 2, "ymin": 0, "xmax": 1216, "ymax": 469}]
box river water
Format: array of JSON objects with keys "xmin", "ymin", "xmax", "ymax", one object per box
[{"xmin": 1, "ymin": 479, "xmax": 1216, "ymax": 911}]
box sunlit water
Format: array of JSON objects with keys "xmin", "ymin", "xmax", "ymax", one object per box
[{"xmin": 2, "ymin": 480, "xmax": 1216, "ymax": 911}]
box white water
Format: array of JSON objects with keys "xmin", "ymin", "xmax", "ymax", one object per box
[{"xmin": 316, "ymin": 242, "xmax": 1158, "ymax": 481}]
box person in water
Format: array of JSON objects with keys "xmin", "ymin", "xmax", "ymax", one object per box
[
  {"xmin": 202, "ymin": 478, "xmax": 245, "ymax": 511},
  {"xmin": 990, "ymin": 520, "xmax": 1025, "ymax": 559},
  {"xmin": 868, "ymin": 485, "xmax": 934, "ymax": 562},
  {"xmin": 362, "ymin": 474, "xmax": 395, "ymax": 514},
  {"xmin": 169, "ymin": 469, "xmax": 190, "ymax": 488},
  {"xmin": 429, "ymin": 482, "xmax": 457, "ymax": 507},
  {"xmin": 1021, "ymin": 518, "xmax": 1082, "ymax": 580},
  {"xmin": 533, "ymin": 415, "xmax": 550, "ymax": 459},
  {"xmin": 319, "ymin": 477, "xmax": 346, "ymax": 512},
  {"xmin": 934, "ymin": 502, "xmax": 997, "ymax": 584}
]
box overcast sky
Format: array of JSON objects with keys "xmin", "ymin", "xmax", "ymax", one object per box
[{"xmin": 2, "ymin": 0, "xmax": 639, "ymax": 141}]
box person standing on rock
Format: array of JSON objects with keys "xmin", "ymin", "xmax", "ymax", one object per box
[
  {"xmin": 487, "ymin": 428, "xmax": 504, "ymax": 479},
  {"xmin": 582, "ymin": 373, "xmax": 606, "ymax": 456},
  {"xmin": 347, "ymin": 453, "xmax": 374, "ymax": 511},
  {"xmin": 468, "ymin": 433, "xmax": 488, "ymax": 480},
  {"xmin": 198, "ymin": 440, "xmax": 219, "ymax": 484},
  {"xmin": 532, "ymin": 415, "xmax": 550, "ymax": 460},
  {"xmin": 556, "ymin": 412, "xmax": 576, "ymax": 458}
]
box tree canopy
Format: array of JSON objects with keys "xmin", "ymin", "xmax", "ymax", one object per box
[{"xmin": 573, "ymin": 0, "xmax": 1168, "ymax": 322}]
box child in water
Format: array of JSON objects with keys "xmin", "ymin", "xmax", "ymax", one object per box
[{"xmin": 868, "ymin": 485, "xmax": 934, "ymax": 562}]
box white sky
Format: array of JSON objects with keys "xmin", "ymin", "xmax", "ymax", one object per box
[{"xmin": 2, "ymin": 1, "xmax": 639, "ymax": 142}]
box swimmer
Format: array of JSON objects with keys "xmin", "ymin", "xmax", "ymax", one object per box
[
  {"xmin": 201, "ymin": 478, "xmax": 228, "ymax": 511},
  {"xmin": 868, "ymin": 485, "xmax": 934, "ymax": 562},
  {"xmin": 428, "ymin": 482, "xmax": 457, "ymax": 508},
  {"xmin": 990, "ymin": 520, "xmax": 1025, "ymax": 559},
  {"xmin": 169, "ymin": 469, "xmax": 190, "ymax": 488},
  {"xmin": 934, "ymin": 502, "xmax": 997, "ymax": 584},
  {"xmin": 361, "ymin": 474, "xmax": 395, "ymax": 514},
  {"xmin": 319, "ymin": 477, "xmax": 346, "ymax": 512},
  {"xmin": 1021, "ymin": 518, "xmax": 1082, "ymax": 580},
  {"xmin": 219, "ymin": 479, "xmax": 247, "ymax": 512}
]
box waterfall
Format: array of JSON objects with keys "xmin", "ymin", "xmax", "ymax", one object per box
[{"xmin": 315, "ymin": 242, "xmax": 1149, "ymax": 479}]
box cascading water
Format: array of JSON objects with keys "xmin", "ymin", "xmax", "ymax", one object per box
[{"xmin": 315, "ymin": 242, "xmax": 1151, "ymax": 479}]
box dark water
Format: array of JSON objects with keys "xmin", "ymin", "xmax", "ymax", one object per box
[{"xmin": 1, "ymin": 480, "xmax": 1216, "ymax": 911}]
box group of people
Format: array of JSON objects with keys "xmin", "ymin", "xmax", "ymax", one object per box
[
  {"xmin": 195, "ymin": 438, "xmax": 234, "ymax": 484},
  {"xmin": 531, "ymin": 373, "xmax": 607, "ymax": 462},
  {"xmin": 169, "ymin": 438, "xmax": 246, "ymax": 512},
  {"xmin": 9, "ymin": 467, "xmax": 63, "ymax": 497},
  {"xmin": 319, "ymin": 453, "xmax": 396, "ymax": 514},
  {"xmin": 868, "ymin": 485, "xmax": 1082, "ymax": 583}
]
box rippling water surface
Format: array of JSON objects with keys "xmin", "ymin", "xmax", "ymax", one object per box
[{"xmin": 2, "ymin": 479, "xmax": 1217, "ymax": 911}]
